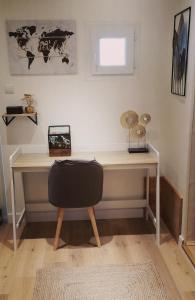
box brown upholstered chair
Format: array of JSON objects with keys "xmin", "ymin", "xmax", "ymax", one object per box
[{"xmin": 48, "ymin": 159, "xmax": 103, "ymax": 250}]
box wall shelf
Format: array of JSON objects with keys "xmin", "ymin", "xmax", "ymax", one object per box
[{"xmin": 2, "ymin": 112, "xmax": 38, "ymax": 126}]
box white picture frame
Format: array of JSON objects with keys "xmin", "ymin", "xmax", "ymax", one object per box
[{"xmin": 90, "ymin": 24, "xmax": 135, "ymax": 75}]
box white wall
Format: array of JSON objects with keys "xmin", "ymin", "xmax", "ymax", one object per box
[
  {"xmin": 0, "ymin": 0, "xmax": 172, "ymax": 150},
  {"xmin": 0, "ymin": 0, "xmax": 190, "ymax": 221},
  {"xmin": 161, "ymin": 0, "xmax": 195, "ymax": 240}
]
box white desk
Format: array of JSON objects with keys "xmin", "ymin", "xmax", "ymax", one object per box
[{"xmin": 10, "ymin": 144, "xmax": 160, "ymax": 251}]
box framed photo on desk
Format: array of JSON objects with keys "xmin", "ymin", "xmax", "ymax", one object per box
[{"xmin": 48, "ymin": 125, "xmax": 71, "ymax": 156}]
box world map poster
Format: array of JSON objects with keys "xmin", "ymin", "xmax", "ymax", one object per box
[{"xmin": 6, "ymin": 20, "xmax": 77, "ymax": 75}]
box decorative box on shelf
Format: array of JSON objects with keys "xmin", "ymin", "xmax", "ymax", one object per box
[
  {"xmin": 6, "ymin": 106, "xmax": 23, "ymax": 114},
  {"xmin": 48, "ymin": 125, "xmax": 71, "ymax": 157}
]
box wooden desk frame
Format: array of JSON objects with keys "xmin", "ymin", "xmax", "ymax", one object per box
[{"xmin": 9, "ymin": 144, "xmax": 160, "ymax": 251}]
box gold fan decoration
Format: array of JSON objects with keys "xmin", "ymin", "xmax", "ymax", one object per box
[
  {"xmin": 140, "ymin": 113, "xmax": 151, "ymax": 125},
  {"xmin": 120, "ymin": 110, "xmax": 151, "ymax": 153},
  {"xmin": 120, "ymin": 111, "xmax": 139, "ymax": 129},
  {"xmin": 132, "ymin": 124, "xmax": 146, "ymax": 138}
]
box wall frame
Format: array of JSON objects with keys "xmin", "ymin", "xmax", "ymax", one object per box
[
  {"xmin": 6, "ymin": 20, "xmax": 77, "ymax": 75},
  {"xmin": 90, "ymin": 24, "xmax": 135, "ymax": 75},
  {"xmin": 171, "ymin": 7, "xmax": 191, "ymax": 96}
]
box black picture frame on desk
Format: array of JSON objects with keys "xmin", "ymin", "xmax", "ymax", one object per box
[
  {"xmin": 48, "ymin": 125, "xmax": 71, "ymax": 156},
  {"xmin": 171, "ymin": 7, "xmax": 191, "ymax": 96}
]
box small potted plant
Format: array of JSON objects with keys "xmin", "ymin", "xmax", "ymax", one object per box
[{"xmin": 22, "ymin": 94, "xmax": 34, "ymax": 113}]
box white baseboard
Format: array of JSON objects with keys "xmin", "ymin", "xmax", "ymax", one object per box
[{"xmin": 178, "ymin": 234, "xmax": 184, "ymax": 246}]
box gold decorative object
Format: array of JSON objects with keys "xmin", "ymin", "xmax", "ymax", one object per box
[
  {"xmin": 120, "ymin": 111, "xmax": 139, "ymax": 129},
  {"xmin": 120, "ymin": 110, "xmax": 151, "ymax": 153},
  {"xmin": 22, "ymin": 94, "xmax": 35, "ymax": 113},
  {"xmin": 132, "ymin": 124, "xmax": 146, "ymax": 138},
  {"xmin": 140, "ymin": 113, "xmax": 151, "ymax": 125}
]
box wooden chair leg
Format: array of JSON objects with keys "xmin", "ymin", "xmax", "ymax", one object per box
[
  {"xmin": 87, "ymin": 207, "xmax": 101, "ymax": 247},
  {"xmin": 54, "ymin": 208, "xmax": 65, "ymax": 250}
]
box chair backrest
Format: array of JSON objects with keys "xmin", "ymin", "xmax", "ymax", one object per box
[{"xmin": 48, "ymin": 160, "xmax": 103, "ymax": 208}]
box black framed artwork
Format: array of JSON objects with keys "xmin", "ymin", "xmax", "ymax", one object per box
[{"xmin": 171, "ymin": 7, "xmax": 191, "ymax": 96}]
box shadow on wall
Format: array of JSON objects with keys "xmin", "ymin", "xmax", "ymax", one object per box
[{"xmin": 6, "ymin": 117, "xmax": 45, "ymax": 145}]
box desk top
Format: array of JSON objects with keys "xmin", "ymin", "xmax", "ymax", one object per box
[{"xmin": 11, "ymin": 149, "xmax": 159, "ymax": 169}]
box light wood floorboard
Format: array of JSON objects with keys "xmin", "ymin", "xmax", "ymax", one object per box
[
  {"xmin": 183, "ymin": 245, "xmax": 195, "ymax": 266},
  {"xmin": 0, "ymin": 219, "xmax": 195, "ymax": 300}
]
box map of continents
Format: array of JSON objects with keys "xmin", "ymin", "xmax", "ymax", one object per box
[{"xmin": 7, "ymin": 21, "xmax": 77, "ymax": 74}]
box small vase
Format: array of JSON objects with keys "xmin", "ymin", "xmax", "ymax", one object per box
[{"xmin": 25, "ymin": 105, "xmax": 34, "ymax": 113}]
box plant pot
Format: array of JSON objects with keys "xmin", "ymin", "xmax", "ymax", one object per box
[{"xmin": 25, "ymin": 105, "xmax": 34, "ymax": 113}]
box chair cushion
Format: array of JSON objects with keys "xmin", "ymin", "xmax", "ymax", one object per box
[{"xmin": 48, "ymin": 160, "xmax": 103, "ymax": 208}]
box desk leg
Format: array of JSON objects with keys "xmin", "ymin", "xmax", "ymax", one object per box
[
  {"xmin": 156, "ymin": 163, "xmax": 160, "ymax": 246},
  {"xmin": 146, "ymin": 169, "xmax": 150, "ymax": 220},
  {"xmin": 10, "ymin": 168, "xmax": 17, "ymax": 251}
]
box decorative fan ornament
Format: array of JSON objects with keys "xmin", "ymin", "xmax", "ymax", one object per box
[
  {"xmin": 132, "ymin": 124, "xmax": 146, "ymax": 138},
  {"xmin": 120, "ymin": 111, "xmax": 139, "ymax": 129},
  {"xmin": 140, "ymin": 113, "xmax": 151, "ymax": 125},
  {"xmin": 120, "ymin": 109, "xmax": 151, "ymax": 153}
]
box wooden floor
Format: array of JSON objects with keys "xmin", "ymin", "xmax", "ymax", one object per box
[
  {"xmin": 0, "ymin": 218, "xmax": 195, "ymax": 300},
  {"xmin": 183, "ymin": 243, "xmax": 195, "ymax": 267},
  {"xmin": 188, "ymin": 246, "xmax": 195, "ymax": 263}
]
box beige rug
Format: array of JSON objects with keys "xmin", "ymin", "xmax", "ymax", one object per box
[{"xmin": 33, "ymin": 262, "xmax": 168, "ymax": 300}]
